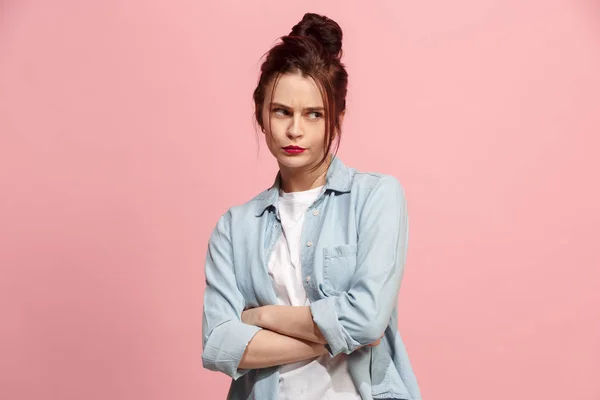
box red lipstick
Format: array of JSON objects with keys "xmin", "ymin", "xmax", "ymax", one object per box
[{"xmin": 283, "ymin": 145, "xmax": 306, "ymax": 154}]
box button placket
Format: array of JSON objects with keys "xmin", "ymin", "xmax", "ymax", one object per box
[{"xmin": 301, "ymin": 197, "xmax": 327, "ymax": 301}]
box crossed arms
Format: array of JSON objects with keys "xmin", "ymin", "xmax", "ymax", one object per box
[{"xmin": 202, "ymin": 176, "xmax": 408, "ymax": 379}]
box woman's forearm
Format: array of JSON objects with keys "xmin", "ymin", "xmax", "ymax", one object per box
[
  {"xmin": 239, "ymin": 329, "xmax": 327, "ymax": 369},
  {"xmin": 243, "ymin": 305, "xmax": 327, "ymax": 344},
  {"xmin": 243, "ymin": 305, "xmax": 384, "ymax": 348}
]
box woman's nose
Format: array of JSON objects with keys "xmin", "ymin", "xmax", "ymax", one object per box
[{"xmin": 286, "ymin": 117, "xmax": 302, "ymax": 138}]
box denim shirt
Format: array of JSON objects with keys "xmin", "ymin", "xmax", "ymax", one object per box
[{"xmin": 202, "ymin": 157, "xmax": 421, "ymax": 400}]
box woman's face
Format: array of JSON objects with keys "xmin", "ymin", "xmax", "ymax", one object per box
[{"xmin": 261, "ymin": 72, "xmax": 329, "ymax": 172}]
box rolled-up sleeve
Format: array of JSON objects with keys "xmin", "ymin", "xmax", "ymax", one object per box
[
  {"xmin": 310, "ymin": 176, "xmax": 409, "ymax": 356},
  {"xmin": 202, "ymin": 211, "xmax": 262, "ymax": 379}
]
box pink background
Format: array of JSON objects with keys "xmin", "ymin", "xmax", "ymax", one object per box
[{"xmin": 1, "ymin": 1, "xmax": 599, "ymax": 399}]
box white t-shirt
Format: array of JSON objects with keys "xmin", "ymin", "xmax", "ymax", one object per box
[{"xmin": 267, "ymin": 185, "xmax": 361, "ymax": 400}]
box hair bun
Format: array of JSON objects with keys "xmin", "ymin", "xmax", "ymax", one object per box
[{"xmin": 289, "ymin": 13, "xmax": 343, "ymax": 59}]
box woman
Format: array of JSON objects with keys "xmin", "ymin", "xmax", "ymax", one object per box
[{"xmin": 202, "ymin": 13, "xmax": 421, "ymax": 400}]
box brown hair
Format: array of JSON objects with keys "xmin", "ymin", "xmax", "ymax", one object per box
[{"xmin": 253, "ymin": 13, "xmax": 349, "ymax": 170}]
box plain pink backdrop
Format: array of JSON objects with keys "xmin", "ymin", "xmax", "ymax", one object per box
[{"xmin": 1, "ymin": 1, "xmax": 599, "ymax": 399}]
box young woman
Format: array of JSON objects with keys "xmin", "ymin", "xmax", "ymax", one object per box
[{"xmin": 202, "ymin": 13, "xmax": 421, "ymax": 400}]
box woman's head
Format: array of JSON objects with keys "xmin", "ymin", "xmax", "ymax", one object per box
[{"xmin": 253, "ymin": 13, "xmax": 349, "ymax": 173}]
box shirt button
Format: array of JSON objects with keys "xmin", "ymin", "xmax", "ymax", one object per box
[
  {"xmin": 306, "ymin": 241, "xmax": 313, "ymax": 247},
  {"xmin": 312, "ymin": 210, "xmax": 319, "ymax": 216}
]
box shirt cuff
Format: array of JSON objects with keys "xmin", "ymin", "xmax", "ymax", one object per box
[
  {"xmin": 202, "ymin": 321, "xmax": 262, "ymax": 380},
  {"xmin": 310, "ymin": 297, "xmax": 356, "ymax": 356}
]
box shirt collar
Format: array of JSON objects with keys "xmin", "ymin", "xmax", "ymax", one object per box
[{"xmin": 255, "ymin": 155, "xmax": 351, "ymax": 217}]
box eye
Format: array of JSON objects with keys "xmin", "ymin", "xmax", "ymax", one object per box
[
  {"xmin": 307, "ymin": 111, "xmax": 323, "ymax": 120},
  {"xmin": 272, "ymin": 108, "xmax": 290, "ymax": 117}
]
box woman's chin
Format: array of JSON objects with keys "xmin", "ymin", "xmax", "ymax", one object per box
[{"xmin": 279, "ymin": 159, "xmax": 309, "ymax": 170}]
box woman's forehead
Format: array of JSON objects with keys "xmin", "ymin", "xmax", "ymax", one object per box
[{"xmin": 267, "ymin": 73, "xmax": 324, "ymax": 107}]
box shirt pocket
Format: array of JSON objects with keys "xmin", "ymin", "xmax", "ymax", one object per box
[{"xmin": 322, "ymin": 243, "xmax": 358, "ymax": 295}]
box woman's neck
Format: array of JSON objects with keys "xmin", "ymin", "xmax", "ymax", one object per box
[{"xmin": 279, "ymin": 159, "xmax": 330, "ymax": 193}]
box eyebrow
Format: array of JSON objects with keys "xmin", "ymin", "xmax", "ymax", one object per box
[{"xmin": 270, "ymin": 102, "xmax": 325, "ymax": 111}]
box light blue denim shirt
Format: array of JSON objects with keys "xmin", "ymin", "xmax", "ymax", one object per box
[{"xmin": 202, "ymin": 157, "xmax": 421, "ymax": 400}]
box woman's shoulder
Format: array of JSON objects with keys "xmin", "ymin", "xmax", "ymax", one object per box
[
  {"xmin": 216, "ymin": 186, "xmax": 275, "ymax": 222},
  {"xmin": 345, "ymin": 166, "xmax": 407, "ymax": 221},
  {"xmin": 347, "ymin": 166, "xmax": 405, "ymax": 200},
  {"xmin": 208, "ymin": 190, "xmax": 271, "ymax": 239},
  {"xmin": 213, "ymin": 163, "xmax": 406, "ymax": 224}
]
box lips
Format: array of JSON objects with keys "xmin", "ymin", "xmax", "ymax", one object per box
[{"xmin": 283, "ymin": 145, "xmax": 306, "ymax": 154}]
